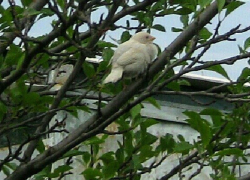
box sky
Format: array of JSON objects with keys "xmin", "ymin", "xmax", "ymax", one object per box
[
  {"xmin": 2, "ymin": 1, "xmax": 250, "ymax": 80},
  {"xmin": 150, "ymin": 2, "xmax": 250, "ymax": 80},
  {"xmin": 101, "ymin": 1, "xmax": 250, "ymax": 80}
]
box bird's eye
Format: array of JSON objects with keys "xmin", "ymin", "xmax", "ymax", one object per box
[{"xmin": 146, "ymin": 36, "xmax": 149, "ymax": 39}]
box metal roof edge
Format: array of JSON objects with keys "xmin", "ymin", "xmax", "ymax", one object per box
[{"xmin": 176, "ymin": 71, "xmax": 249, "ymax": 91}]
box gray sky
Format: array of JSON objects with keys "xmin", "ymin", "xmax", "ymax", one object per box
[{"xmin": 151, "ymin": 2, "xmax": 250, "ymax": 80}]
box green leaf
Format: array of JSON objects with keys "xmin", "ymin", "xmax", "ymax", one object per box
[
  {"xmin": 184, "ymin": 0, "xmax": 198, "ymax": 11},
  {"xmin": 180, "ymin": 15, "xmax": 189, "ymax": 27},
  {"xmin": 143, "ymin": 16, "xmax": 152, "ymax": 26},
  {"xmin": 225, "ymin": 1, "xmax": 244, "ymax": 16},
  {"xmin": 82, "ymin": 168, "xmax": 103, "ymax": 180},
  {"xmin": 175, "ymin": 7, "xmax": 193, "ymax": 15},
  {"xmin": 145, "ymin": 97, "xmax": 161, "ymax": 109},
  {"xmin": 82, "ymin": 151, "xmax": 91, "ymax": 164},
  {"xmin": 167, "ymin": 81, "xmax": 180, "ymax": 91},
  {"xmin": 36, "ymin": 139, "xmax": 45, "ymax": 154},
  {"xmin": 5, "ymin": 163, "xmax": 17, "ymax": 171},
  {"xmin": 40, "ymin": 8, "xmax": 54, "ymax": 16},
  {"xmin": 238, "ymin": 45, "xmax": 246, "ymax": 54},
  {"xmin": 121, "ymin": 31, "xmax": 131, "ymax": 43},
  {"xmin": 57, "ymin": 0, "xmax": 65, "ymax": 9},
  {"xmin": 140, "ymin": 132, "xmax": 158, "ymax": 145},
  {"xmin": 115, "ymin": 147, "xmax": 124, "ymax": 165},
  {"xmin": 131, "ymin": 114, "xmax": 144, "ymax": 127},
  {"xmin": 21, "ymin": 0, "xmax": 32, "ymax": 6},
  {"xmin": 200, "ymin": 108, "xmax": 222, "ymax": 116},
  {"xmin": 207, "ymin": 64, "xmax": 230, "ymax": 79},
  {"xmin": 151, "ymin": 1, "xmax": 163, "ymax": 12},
  {"xmin": 0, "ymin": 7, "xmax": 12, "ymax": 24},
  {"xmin": 62, "ymin": 149, "xmax": 86, "ymax": 159},
  {"xmin": 5, "ymin": 44, "xmax": 23, "ymax": 66},
  {"xmin": 36, "ymin": 53, "xmax": 49, "ymax": 68},
  {"xmin": 84, "ymin": 136, "xmax": 104, "ymax": 145},
  {"xmin": 177, "ymin": 134, "xmax": 185, "ymax": 142},
  {"xmin": 139, "ymin": 145, "xmax": 155, "ymax": 161},
  {"xmin": 98, "ymin": 41, "xmax": 117, "ymax": 48},
  {"xmin": 199, "ymin": 0, "xmax": 212, "ymax": 9},
  {"xmin": 47, "ymin": 165, "xmax": 72, "ymax": 178},
  {"xmin": 102, "ymin": 161, "xmax": 119, "ymax": 178},
  {"xmin": 200, "ymin": 108, "xmax": 223, "ymax": 128},
  {"xmin": 159, "ymin": 133, "xmax": 175, "ymax": 153},
  {"xmin": 76, "ymin": 105, "xmax": 91, "ymax": 113},
  {"xmin": 67, "ymin": 106, "xmax": 79, "ymax": 118},
  {"xmin": 140, "ymin": 118, "xmax": 158, "ymax": 129},
  {"xmin": 26, "ymin": 8, "xmax": 41, "ymax": 16},
  {"xmin": 34, "ymin": 165, "xmax": 52, "ymax": 179},
  {"xmin": 99, "ymin": 48, "xmax": 114, "ymax": 72},
  {"xmin": 214, "ymin": 148, "xmax": 243, "ymax": 157},
  {"xmin": 130, "ymin": 104, "xmax": 142, "ymax": 119},
  {"xmin": 7, "ymin": 6, "xmax": 24, "ymax": 19},
  {"xmin": 132, "ymin": 154, "xmax": 143, "ymax": 169},
  {"xmin": 124, "ymin": 131, "xmax": 134, "ymax": 155},
  {"xmin": 172, "ymin": 27, "xmax": 183, "ymax": 32},
  {"xmin": 102, "ymin": 48, "xmax": 114, "ymax": 62},
  {"xmin": 174, "ymin": 141, "xmax": 193, "ymax": 154},
  {"xmin": 178, "ymin": 79, "xmax": 191, "ymax": 86},
  {"xmin": 99, "ymin": 152, "xmax": 115, "ymax": 166},
  {"xmin": 82, "ymin": 62, "xmax": 96, "ymax": 77},
  {"xmin": 199, "ymin": 27, "xmax": 212, "ymax": 40},
  {"xmin": 244, "ymin": 37, "xmax": 250, "ymax": 50},
  {"xmin": 22, "ymin": 92, "xmax": 40, "ymax": 106},
  {"xmin": 217, "ymin": 0, "xmax": 226, "ymax": 12},
  {"xmin": 2, "ymin": 165, "xmax": 10, "ymax": 176},
  {"xmin": 220, "ymin": 122, "xmax": 235, "ymax": 137},
  {"xmin": 117, "ymin": 117, "xmax": 130, "ymax": 131},
  {"xmin": 184, "ymin": 111, "xmax": 212, "ymax": 147},
  {"xmin": 152, "ymin": 24, "xmax": 166, "ymax": 32},
  {"xmin": 237, "ymin": 67, "xmax": 250, "ymax": 81}
]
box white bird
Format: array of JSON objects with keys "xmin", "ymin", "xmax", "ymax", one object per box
[{"xmin": 103, "ymin": 32, "xmax": 158, "ymax": 84}]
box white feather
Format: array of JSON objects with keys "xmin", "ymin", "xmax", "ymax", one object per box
[
  {"xmin": 103, "ymin": 66, "xmax": 123, "ymax": 84},
  {"xmin": 103, "ymin": 32, "xmax": 158, "ymax": 84}
]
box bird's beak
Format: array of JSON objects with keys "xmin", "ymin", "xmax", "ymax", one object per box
[{"xmin": 150, "ymin": 36, "xmax": 156, "ymax": 41}]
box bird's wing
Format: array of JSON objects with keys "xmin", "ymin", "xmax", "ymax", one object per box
[
  {"xmin": 111, "ymin": 39, "xmax": 139, "ymax": 63},
  {"xmin": 115, "ymin": 45, "xmax": 148, "ymax": 67},
  {"xmin": 147, "ymin": 43, "xmax": 158, "ymax": 62}
]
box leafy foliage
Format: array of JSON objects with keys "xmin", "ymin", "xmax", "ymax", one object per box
[{"xmin": 0, "ymin": 0, "xmax": 249, "ymax": 180}]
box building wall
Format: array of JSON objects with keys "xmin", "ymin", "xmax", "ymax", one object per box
[{"xmin": 0, "ymin": 94, "xmax": 246, "ymax": 180}]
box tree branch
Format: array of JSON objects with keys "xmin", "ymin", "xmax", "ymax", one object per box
[
  {"xmin": 0, "ymin": 0, "xmax": 48, "ymax": 54},
  {"xmin": 5, "ymin": 1, "xmax": 222, "ymax": 180}
]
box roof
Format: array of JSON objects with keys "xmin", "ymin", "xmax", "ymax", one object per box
[
  {"xmin": 178, "ymin": 72, "xmax": 249, "ymax": 92},
  {"xmin": 179, "ymin": 72, "xmax": 231, "ymax": 92}
]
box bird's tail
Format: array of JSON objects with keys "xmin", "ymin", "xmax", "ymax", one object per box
[{"xmin": 103, "ymin": 67, "xmax": 123, "ymax": 84}]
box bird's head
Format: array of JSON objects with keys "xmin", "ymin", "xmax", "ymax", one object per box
[{"xmin": 131, "ymin": 32, "xmax": 155, "ymax": 44}]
